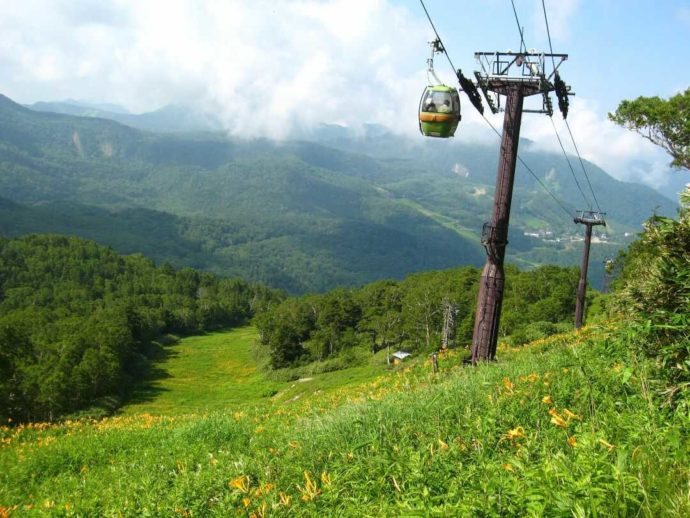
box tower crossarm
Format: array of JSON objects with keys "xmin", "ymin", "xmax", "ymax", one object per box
[
  {"xmin": 574, "ymin": 210, "xmax": 607, "ymax": 226},
  {"xmin": 474, "ymin": 51, "xmax": 568, "ymax": 100}
]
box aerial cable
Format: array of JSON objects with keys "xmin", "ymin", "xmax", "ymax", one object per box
[
  {"xmin": 541, "ymin": 0, "xmax": 557, "ymax": 70},
  {"xmin": 481, "ymin": 113, "xmax": 575, "ymax": 218},
  {"xmin": 419, "ymin": 0, "xmax": 484, "ymax": 114},
  {"xmin": 418, "ymin": 0, "xmax": 458, "ymax": 77},
  {"xmin": 565, "ymin": 119, "xmax": 602, "ymax": 212},
  {"xmin": 549, "ymin": 116, "xmax": 592, "ymax": 209},
  {"xmin": 506, "ymin": 0, "xmax": 587, "ymax": 213},
  {"xmin": 510, "ymin": 0, "xmax": 527, "ymax": 53},
  {"xmin": 542, "ymin": 0, "xmax": 603, "ymax": 213}
]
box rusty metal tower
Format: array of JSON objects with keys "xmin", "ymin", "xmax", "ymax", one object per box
[
  {"xmin": 470, "ymin": 50, "xmax": 569, "ymax": 363},
  {"xmin": 574, "ymin": 210, "xmax": 606, "ymax": 328}
]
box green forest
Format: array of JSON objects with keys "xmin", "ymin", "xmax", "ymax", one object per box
[
  {"xmin": 0, "ymin": 235, "xmax": 282, "ymax": 422},
  {"xmin": 0, "ymin": 232, "xmax": 590, "ymax": 422},
  {"xmin": 254, "ymin": 265, "xmax": 582, "ymax": 369},
  {"xmin": 0, "ymin": 94, "xmax": 674, "ymax": 293}
]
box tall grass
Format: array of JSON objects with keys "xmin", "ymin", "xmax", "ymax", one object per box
[{"xmin": 2, "ymin": 324, "xmax": 689, "ymax": 516}]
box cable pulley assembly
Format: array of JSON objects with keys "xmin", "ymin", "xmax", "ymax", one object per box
[
  {"xmin": 554, "ymin": 72, "xmax": 569, "ymax": 119},
  {"xmin": 457, "ymin": 69, "xmax": 484, "ymax": 115}
]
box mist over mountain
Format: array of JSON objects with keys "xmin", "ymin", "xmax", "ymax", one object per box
[
  {"xmin": 2, "ymin": 93, "xmax": 677, "ymax": 292},
  {"xmin": 28, "ymin": 99, "xmax": 225, "ymax": 134}
]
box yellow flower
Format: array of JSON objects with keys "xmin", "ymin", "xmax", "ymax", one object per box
[
  {"xmin": 242, "ymin": 497, "xmax": 251, "ymax": 508},
  {"xmin": 567, "ymin": 436, "xmax": 577, "ymax": 447},
  {"xmin": 550, "ymin": 415, "xmax": 568, "ymax": 428},
  {"xmin": 279, "ymin": 492, "xmax": 292, "ymax": 507},
  {"xmin": 321, "ymin": 471, "xmax": 331, "ymax": 486},
  {"xmin": 562, "ymin": 408, "xmax": 581, "ymax": 421},
  {"xmin": 542, "ymin": 395, "xmax": 553, "ymax": 405},
  {"xmin": 438, "ymin": 439, "xmax": 449, "ymax": 450},
  {"xmin": 504, "ymin": 426, "xmax": 526, "ymax": 441},
  {"xmin": 502, "ymin": 377, "xmax": 515, "ymax": 394},
  {"xmin": 299, "ymin": 471, "xmax": 321, "ymax": 501},
  {"xmin": 502, "ymin": 463, "xmax": 514, "ymax": 471},
  {"xmin": 229, "ymin": 475, "xmax": 250, "ymax": 493}
]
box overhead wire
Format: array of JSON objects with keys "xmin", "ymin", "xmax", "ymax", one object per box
[
  {"xmin": 564, "ymin": 119, "xmax": 602, "ymax": 212},
  {"xmin": 481, "ymin": 113, "xmax": 575, "ymax": 218},
  {"xmin": 549, "ymin": 116, "xmax": 591, "ymax": 209},
  {"xmin": 541, "ymin": 0, "xmax": 603, "ymax": 214},
  {"xmin": 541, "ymin": 0, "xmax": 557, "ymax": 70},
  {"xmin": 510, "ymin": 0, "xmax": 527, "ymax": 53},
  {"xmin": 418, "ymin": 0, "xmax": 459, "ymax": 78},
  {"xmin": 418, "ymin": 0, "xmax": 575, "ymax": 220}
]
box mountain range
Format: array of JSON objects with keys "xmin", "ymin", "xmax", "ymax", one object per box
[{"xmin": 1, "ymin": 93, "xmax": 677, "ymax": 293}]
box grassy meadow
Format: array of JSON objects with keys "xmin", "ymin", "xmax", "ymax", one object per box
[{"xmin": 2, "ymin": 324, "xmax": 690, "ymax": 516}]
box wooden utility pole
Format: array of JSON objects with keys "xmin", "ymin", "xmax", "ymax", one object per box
[
  {"xmin": 470, "ymin": 51, "xmax": 569, "ymax": 363},
  {"xmin": 574, "ymin": 211, "xmax": 606, "ymax": 328}
]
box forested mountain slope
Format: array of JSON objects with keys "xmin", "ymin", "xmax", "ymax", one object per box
[
  {"xmin": 1, "ymin": 94, "xmax": 676, "ymax": 292},
  {"xmin": 0, "ymin": 234, "xmax": 280, "ymax": 422}
]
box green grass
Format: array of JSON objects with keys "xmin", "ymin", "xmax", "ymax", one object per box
[
  {"xmin": 123, "ymin": 328, "xmax": 280, "ymax": 415},
  {"xmin": 399, "ymin": 198, "xmax": 478, "ymax": 242},
  {"xmin": 2, "ymin": 325, "xmax": 690, "ymax": 516},
  {"xmin": 123, "ymin": 327, "xmax": 384, "ymax": 416}
]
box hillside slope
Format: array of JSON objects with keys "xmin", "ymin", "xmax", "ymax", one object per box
[
  {"xmin": 1, "ymin": 93, "xmax": 676, "ymax": 292},
  {"xmin": 1, "ymin": 324, "xmax": 688, "ymax": 515}
]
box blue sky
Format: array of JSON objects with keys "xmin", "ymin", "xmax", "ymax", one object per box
[
  {"xmin": 0, "ymin": 0, "xmax": 688, "ymax": 192},
  {"xmin": 398, "ymin": 0, "xmax": 690, "ymax": 112}
]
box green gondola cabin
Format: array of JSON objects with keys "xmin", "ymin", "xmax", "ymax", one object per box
[{"xmin": 418, "ymin": 85, "xmax": 461, "ymax": 138}]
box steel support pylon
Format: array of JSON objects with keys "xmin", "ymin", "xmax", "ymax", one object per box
[
  {"xmin": 574, "ymin": 212, "xmax": 606, "ymax": 328},
  {"xmin": 471, "ymin": 85, "xmax": 524, "ymax": 363}
]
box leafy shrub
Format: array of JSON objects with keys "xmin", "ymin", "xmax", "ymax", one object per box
[{"xmin": 612, "ymin": 187, "xmax": 690, "ymax": 404}]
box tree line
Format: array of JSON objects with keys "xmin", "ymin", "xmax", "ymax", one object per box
[
  {"xmin": 254, "ymin": 264, "xmax": 581, "ymax": 369},
  {"xmin": 0, "ymin": 234, "xmax": 283, "ymax": 422}
]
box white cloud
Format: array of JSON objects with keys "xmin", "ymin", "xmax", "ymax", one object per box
[
  {"xmin": 0, "ymin": 0, "xmax": 677, "ymax": 191},
  {"xmin": 520, "ymin": 96, "xmax": 674, "ymax": 189},
  {"xmin": 0, "ymin": 0, "xmax": 429, "ymax": 140}
]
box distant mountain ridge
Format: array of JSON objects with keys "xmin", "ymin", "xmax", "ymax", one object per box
[
  {"xmin": 27, "ymin": 99, "xmax": 224, "ymax": 133},
  {"xmin": 1, "ymin": 93, "xmax": 677, "ymax": 292}
]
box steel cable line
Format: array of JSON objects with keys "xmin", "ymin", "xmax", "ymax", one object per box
[
  {"xmin": 564, "ymin": 118, "xmax": 602, "ymax": 212},
  {"xmin": 419, "ymin": 0, "xmax": 575, "ymax": 219},
  {"xmin": 514, "ymin": 0, "xmax": 595, "ymax": 211},
  {"xmin": 541, "ymin": 0, "xmax": 603, "ymax": 213},
  {"xmin": 510, "ymin": 0, "xmax": 527, "ymax": 53},
  {"xmin": 481, "ymin": 113, "xmax": 575, "ymax": 218},
  {"xmin": 541, "ymin": 0, "xmax": 557, "ymax": 70},
  {"xmin": 549, "ymin": 116, "xmax": 592, "ymax": 209},
  {"xmin": 418, "ymin": 0, "xmax": 459, "ymax": 78}
]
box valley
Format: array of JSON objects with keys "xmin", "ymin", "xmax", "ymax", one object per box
[{"xmin": 0, "ymin": 94, "xmax": 675, "ymax": 293}]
